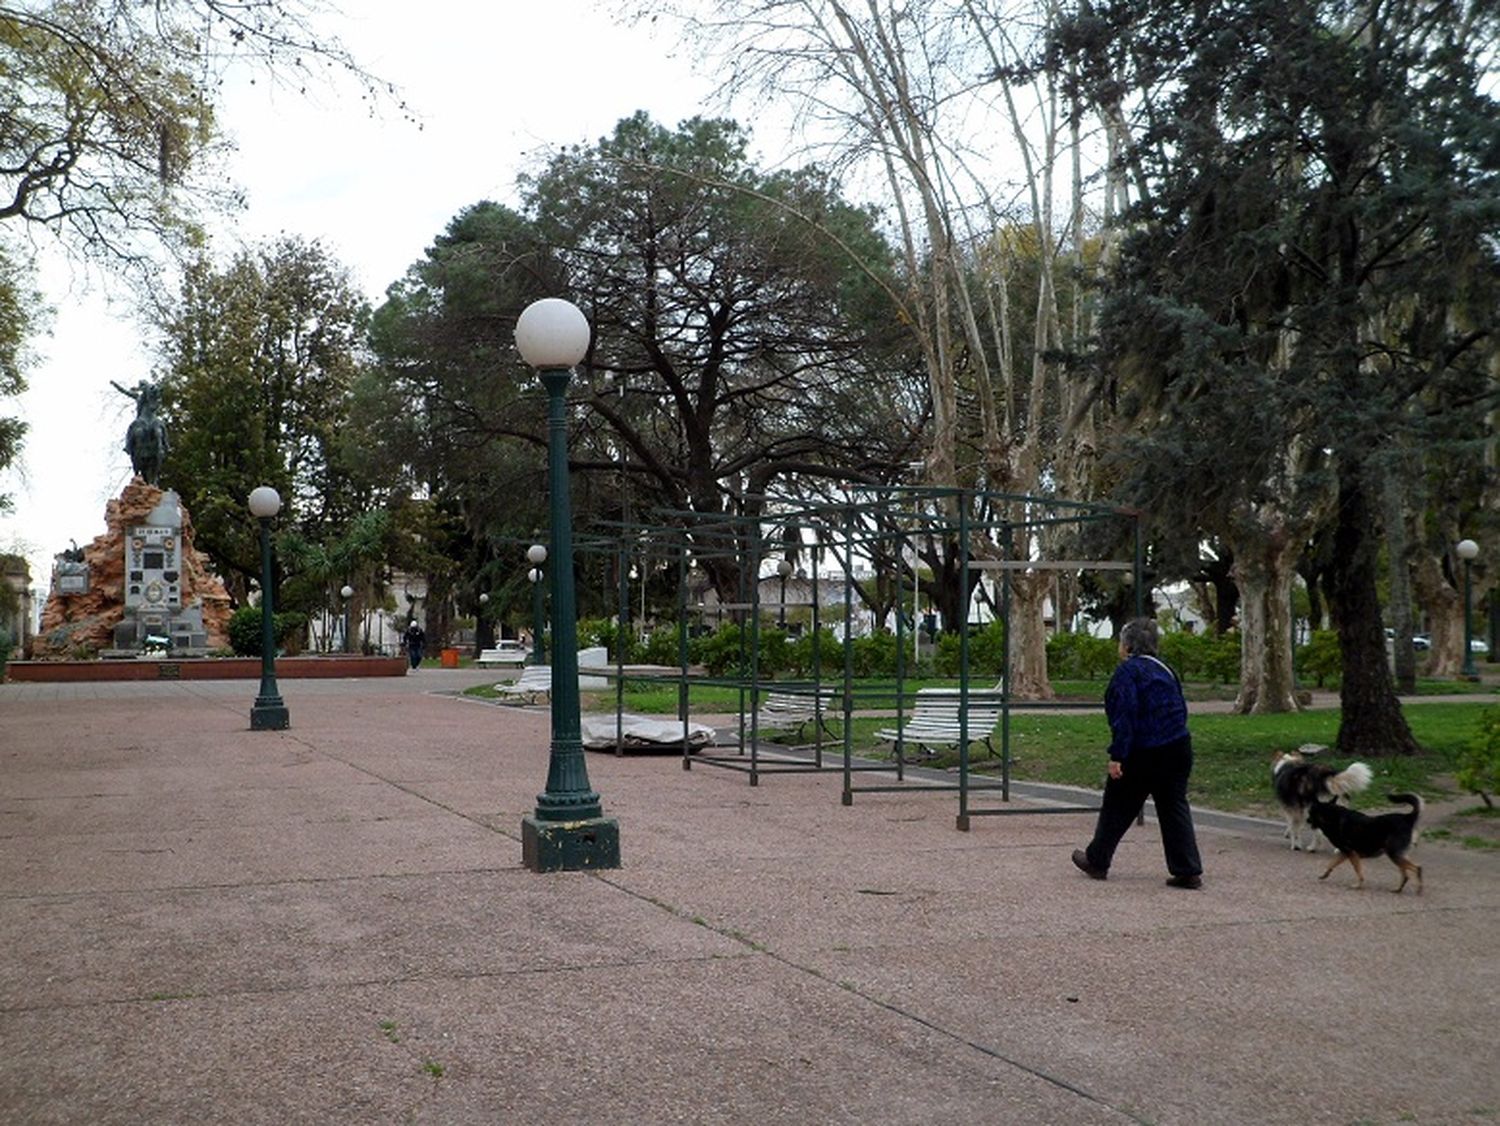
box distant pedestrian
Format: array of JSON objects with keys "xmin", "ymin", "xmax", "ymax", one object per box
[
  {"xmin": 404, "ymin": 621, "xmax": 426, "ymax": 670},
  {"xmin": 1072, "ymin": 617, "xmax": 1204, "ymax": 889}
]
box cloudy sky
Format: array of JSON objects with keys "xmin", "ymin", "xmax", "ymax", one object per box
[{"xmin": 1, "ymin": 0, "xmax": 722, "ymax": 604}]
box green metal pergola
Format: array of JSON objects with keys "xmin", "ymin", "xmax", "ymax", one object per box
[{"xmin": 575, "ymin": 485, "xmax": 1142, "ymax": 830}]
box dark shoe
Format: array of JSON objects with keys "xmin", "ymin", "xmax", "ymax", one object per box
[
  {"xmin": 1165, "ymin": 874, "xmax": 1202, "ymax": 889},
  {"xmin": 1072, "ymin": 849, "xmax": 1107, "ymax": 880}
]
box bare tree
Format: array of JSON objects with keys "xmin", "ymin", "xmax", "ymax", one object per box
[{"xmin": 672, "ymin": 0, "xmax": 1118, "ymax": 696}]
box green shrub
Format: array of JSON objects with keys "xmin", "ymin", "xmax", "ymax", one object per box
[
  {"xmin": 789, "ymin": 628, "xmax": 845, "ymax": 678},
  {"xmin": 1295, "ymin": 630, "xmax": 1342, "ymax": 688},
  {"xmin": 0, "ymin": 625, "xmax": 11, "ymax": 671},
  {"xmin": 933, "ymin": 620, "xmax": 1006, "ymax": 678},
  {"xmin": 696, "ymin": 623, "xmax": 748, "ymax": 677},
  {"xmin": 1456, "ymin": 705, "xmax": 1500, "ymax": 808},
  {"xmin": 228, "ymin": 605, "xmax": 308, "ymax": 657},
  {"xmin": 578, "ymin": 618, "xmax": 643, "ymax": 664},
  {"xmin": 848, "ymin": 630, "xmax": 898, "ymax": 678},
  {"xmin": 640, "ymin": 624, "xmax": 685, "ymax": 666},
  {"xmin": 1047, "ymin": 631, "xmax": 1117, "ymax": 679},
  {"xmin": 1158, "ymin": 630, "xmax": 1240, "ymax": 682}
]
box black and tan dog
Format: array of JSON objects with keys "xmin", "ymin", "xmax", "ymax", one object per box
[{"xmin": 1307, "ymin": 793, "xmax": 1424, "ymax": 894}]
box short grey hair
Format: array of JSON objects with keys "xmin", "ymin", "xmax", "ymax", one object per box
[{"xmin": 1120, "ymin": 617, "xmax": 1160, "ymax": 657}]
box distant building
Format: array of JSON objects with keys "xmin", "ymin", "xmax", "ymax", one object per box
[{"xmin": 1, "ymin": 553, "xmax": 36, "ymax": 657}]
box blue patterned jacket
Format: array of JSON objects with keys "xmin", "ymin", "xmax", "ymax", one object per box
[{"xmin": 1104, "ymin": 654, "xmax": 1189, "ymax": 762}]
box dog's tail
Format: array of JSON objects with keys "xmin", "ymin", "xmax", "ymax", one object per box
[
  {"xmin": 1327, "ymin": 761, "xmax": 1373, "ymax": 797},
  {"xmin": 1388, "ymin": 792, "xmax": 1423, "ymax": 822}
]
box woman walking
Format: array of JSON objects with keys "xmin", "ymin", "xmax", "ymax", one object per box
[{"xmin": 1072, "ymin": 617, "xmax": 1204, "ymax": 889}]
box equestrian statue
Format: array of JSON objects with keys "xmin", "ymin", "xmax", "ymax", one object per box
[{"xmin": 111, "ymin": 378, "xmax": 169, "ymax": 486}]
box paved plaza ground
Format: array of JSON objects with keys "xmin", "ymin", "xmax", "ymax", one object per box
[{"xmin": 1, "ymin": 669, "xmax": 1497, "ymax": 1124}]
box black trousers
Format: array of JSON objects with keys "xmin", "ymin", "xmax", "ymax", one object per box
[{"xmin": 1085, "ymin": 734, "xmax": 1203, "ymax": 878}]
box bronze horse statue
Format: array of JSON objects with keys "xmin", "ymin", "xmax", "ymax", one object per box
[{"xmin": 112, "ymin": 379, "xmax": 169, "ymax": 486}]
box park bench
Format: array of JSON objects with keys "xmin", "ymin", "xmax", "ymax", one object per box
[
  {"xmin": 477, "ymin": 641, "xmax": 529, "ymax": 668},
  {"xmin": 752, "ymin": 688, "xmax": 839, "ymax": 741},
  {"xmin": 495, "ymin": 664, "xmax": 552, "ymax": 705},
  {"xmin": 873, "ymin": 688, "xmax": 1004, "ymax": 758}
]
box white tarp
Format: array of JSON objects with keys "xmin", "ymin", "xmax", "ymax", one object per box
[{"xmin": 579, "ymin": 712, "xmax": 715, "ymax": 750}]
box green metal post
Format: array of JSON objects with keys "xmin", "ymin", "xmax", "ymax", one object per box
[
  {"xmin": 1461, "ymin": 558, "xmax": 1478, "ymax": 680},
  {"xmin": 250, "ymin": 516, "xmax": 288, "ymax": 730},
  {"xmin": 530, "ymin": 572, "xmax": 546, "ymax": 664},
  {"xmin": 521, "ymin": 366, "xmax": 620, "ymax": 871}
]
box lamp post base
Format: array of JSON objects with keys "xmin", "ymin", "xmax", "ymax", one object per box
[
  {"xmin": 250, "ymin": 698, "xmax": 289, "ymax": 730},
  {"xmin": 522, "ymin": 814, "xmax": 621, "ymax": 872}
]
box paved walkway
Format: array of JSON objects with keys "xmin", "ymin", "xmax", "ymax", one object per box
[{"xmin": 1, "ymin": 670, "xmax": 1496, "ymax": 1124}]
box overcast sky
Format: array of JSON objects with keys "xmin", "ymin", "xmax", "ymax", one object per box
[{"xmin": 1, "ymin": 1, "xmax": 722, "ymax": 606}]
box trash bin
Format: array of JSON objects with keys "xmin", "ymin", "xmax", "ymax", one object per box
[{"xmin": 440, "ymin": 647, "xmax": 460, "ymax": 669}]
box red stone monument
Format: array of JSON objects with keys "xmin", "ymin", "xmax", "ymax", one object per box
[{"xmin": 32, "ymin": 480, "xmax": 232, "ymax": 658}]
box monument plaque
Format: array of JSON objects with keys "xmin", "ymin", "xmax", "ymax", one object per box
[{"xmin": 124, "ymin": 525, "xmax": 183, "ymax": 610}]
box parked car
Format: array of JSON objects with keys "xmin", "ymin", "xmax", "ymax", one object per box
[
  {"xmin": 1473, "ymin": 638, "xmax": 1491, "ymax": 655},
  {"xmin": 1384, "ymin": 628, "xmax": 1431, "ymax": 651}
]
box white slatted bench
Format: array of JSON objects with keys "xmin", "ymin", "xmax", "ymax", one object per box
[
  {"xmin": 477, "ymin": 642, "xmax": 528, "ymax": 668},
  {"xmin": 874, "ymin": 689, "xmax": 1004, "ymax": 758},
  {"xmin": 752, "ymin": 689, "xmax": 838, "ymax": 741},
  {"xmin": 495, "ymin": 665, "xmax": 551, "ymax": 704}
]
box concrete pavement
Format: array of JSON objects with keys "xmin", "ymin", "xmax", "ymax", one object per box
[{"xmin": 1, "ymin": 670, "xmax": 1497, "ymax": 1124}]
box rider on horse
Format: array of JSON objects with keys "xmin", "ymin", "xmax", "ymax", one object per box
[{"xmin": 112, "ymin": 378, "xmax": 169, "ymax": 486}]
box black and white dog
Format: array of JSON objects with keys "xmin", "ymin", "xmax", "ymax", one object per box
[{"xmin": 1271, "ymin": 747, "xmax": 1373, "ymax": 851}]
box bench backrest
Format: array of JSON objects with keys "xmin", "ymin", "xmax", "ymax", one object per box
[
  {"xmin": 501, "ymin": 666, "xmax": 551, "ymax": 688},
  {"xmin": 906, "ymin": 691, "xmax": 1002, "ymax": 730}
]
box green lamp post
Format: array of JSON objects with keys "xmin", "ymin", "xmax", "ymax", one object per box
[
  {"xmin": 514, "ymin": 297, "xmax": 620, "ymax": 872},
  {"xmin": 1458, "ymin": 538, "xmax": 1479, "ymax": 681},
  {"xmin": 527, "ymin": 542, "xmax": 547, "ymax": 664},
  {"xmin": 340, "ymin": 583, "xmax": 354, "ymax": 654},
  {"xmin": 248, "ymin": 486, "xmax": 289, "ymax": 730}
]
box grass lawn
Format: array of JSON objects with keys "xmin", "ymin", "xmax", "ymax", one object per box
[
  {"xmin": 955, "ymin": 702, "xmax": 1489, "ymax": 818},
  {"xmin": 465, "ymin": 675, "xmax": 1496, "ymax": 820}
]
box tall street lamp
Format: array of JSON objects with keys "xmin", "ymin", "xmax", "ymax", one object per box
[
  {"xmin": 514, "ymin": 297, "xmax": 620, "ymax": 871},
  {"xmin": 1457, "ymin": 538, "xmax": 1480, "ymax": 680},
  {"xmin": 777, "ymin": 559, "xmax": 792, "ymax": 628},
  {"xmin": 248, "ymin": 486, "xmax": 289, "ymax": 730},
  {"xmin": 527, "ymin": 542, "xmax": 547, "ymax": 664},
  {"xmin": 340, "ymin": 583, "xmax": 355, "ymax": 654}
]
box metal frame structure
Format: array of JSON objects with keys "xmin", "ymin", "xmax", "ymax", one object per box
[{"xmin": 575, "ymin": 486, "xmax": 1141, "ymax": 829}]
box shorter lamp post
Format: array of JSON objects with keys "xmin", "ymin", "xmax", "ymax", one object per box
[
  {"xmin": 340, "ymin": 584, "xmax": 354, "ymax": 654},
  {"xmin": 527, "ymin": 542, "xmax": 547, "ymax": 664},
  {"xmin": 515, "ymin": 296, "xmax": 619, "ymax": 871},
  {"xmin": 1457, "ymin": 538, "xmax": 1480, "ymax": 680},
  {"xmin": 776, "ymin": 559, "xmax": 792, "ymax": 628},
  {"xmin": 248, "ymin": 486, "xmax": 288, "ymax": 730}
]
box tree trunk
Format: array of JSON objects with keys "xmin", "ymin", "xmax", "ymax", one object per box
[
  {"xmin": 1230, "ymin": 533, "xmax": 1301, "ymax": 713},
  {"xmin": 1008, "ymin": 571, "xmax": 1055, "ymax": 700},
  {"xmin": 1330, "ymin": 463, "xmax": 1420, "ymax": 755},
  {"xmin": 1382, "ymin": 466, "xmax": 1417, "ymax": 693},
  {"xmin": 1411, "ymin": 553, "xmax": 1463, "ymax": 677}
]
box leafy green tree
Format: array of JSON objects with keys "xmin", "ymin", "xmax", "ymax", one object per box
[
  {"xmin": 0, "ymin": 1, "xmax": 392, "ymax": 282},
  {"xmin": 1457, "ymin": 706, "xmax": 1500, "ymax": 809},
  {"xmin": 0, "ymin": 2, "xmax": 394, "ymax": 508},
  {"xmin": 1054, "ymin": 0, "xmax": 1500, "ymax": 751},
  {"xmin": 528, "ymin": 113, "xmax": 917, "ymax": 590},
  {"xmin": 157, "ymin": 236, "xmax": 371, "ymax": 602},
  {"xmin": 367, "ymin": 116, "xmax": 919, "ymax": 612},
  {"xmin": 0, "ymin": 249, "xmax": 36, "ymax": 510}
]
